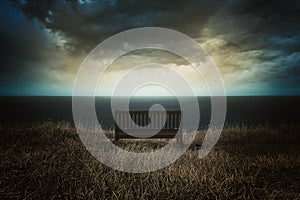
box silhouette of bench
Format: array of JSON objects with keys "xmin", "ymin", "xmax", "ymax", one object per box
[{"xmin": 114, "ymin": 110, "xmax": 182, "ymax": 142}]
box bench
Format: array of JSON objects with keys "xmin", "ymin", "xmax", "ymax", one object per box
[{"xmin": 114, "ymin": 110, "xmax": 182, "ymax": 142}]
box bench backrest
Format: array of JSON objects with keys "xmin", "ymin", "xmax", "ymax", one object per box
[{"xmin": 115, "ymin": 110, "xmax": 181, "ymax": 130}]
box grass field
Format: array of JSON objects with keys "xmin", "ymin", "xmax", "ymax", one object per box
[{"xmin": 1, "ymin": 121, "xmax": 299, "ymax": 199}]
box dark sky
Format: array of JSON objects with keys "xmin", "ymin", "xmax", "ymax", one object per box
[{"xmin": 1, "ymin": 0, "xmax": 300, "ymax": 95}]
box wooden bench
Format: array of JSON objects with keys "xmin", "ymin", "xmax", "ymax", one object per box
[{"xmin": 114, "ymin": 110, "xmax": 182, "ymax": 142}]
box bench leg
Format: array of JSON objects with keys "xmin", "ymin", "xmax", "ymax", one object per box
[{"xmin": 115, "ymin": 130, "xmax": 119, "ymax": 142}]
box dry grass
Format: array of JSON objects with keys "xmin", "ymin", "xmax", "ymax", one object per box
[{"xmin": 1, "ymin": 121, "xmax": 299, "ymax": 199}]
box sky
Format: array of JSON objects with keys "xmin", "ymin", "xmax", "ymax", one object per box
[{"xmin": 0, "ymin": 0, "xmax": 300, "ymax": 96}]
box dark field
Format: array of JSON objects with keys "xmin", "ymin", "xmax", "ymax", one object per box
[
  {"xmin": 1, "ymin": 121, "xmax": 299, "ymax": 199},
  {"xmin": 1, "ymin": 96, "xmax": 300, "ymax": 127}
]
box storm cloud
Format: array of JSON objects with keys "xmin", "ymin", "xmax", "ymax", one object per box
[
  {"xmin": 9, "ymin": 0, "xmax": 226, "ymax": 54},
  {"xmin": 1, "ymin": 0, "xmax": 300, "ymax": 95}
]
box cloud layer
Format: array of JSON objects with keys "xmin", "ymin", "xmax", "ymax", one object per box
[{"xmin": 1, "ymin": 0, "xmax": 300, "ymax": 95}]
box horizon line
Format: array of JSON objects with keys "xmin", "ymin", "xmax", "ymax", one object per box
[{"xmin": 1, "ymin": 95, "xmax": 300, "ymax": 97}]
